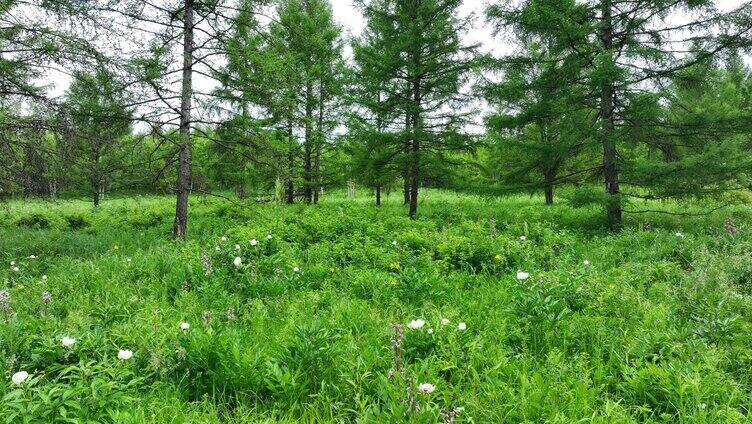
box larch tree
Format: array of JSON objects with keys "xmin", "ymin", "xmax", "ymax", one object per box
[
  {"xmin": 212, "ymin": 0, "xmax": 279, "ymax": 199},
  {"xmin": 624, "ymin": 51, "xmax": 752, "ymax": 200},
  {"xmin": 62, "ymin": 70, "xmax": 132, "ymax": 206},
  {"xmin": 63, "ymin": 0, "xmax": 268, "ymax": 238},
  {"xmin": 483, "ymin": 9, "xmax": 598, "ymax": 205},
  {"xmin": 0, "ymin": 0, "xmax": 102, "ymax": 198},
  {"xmin": 355, "ymin": 0, "xmax": 478, "ymax": 218},
  {"xmin": 488, "ymin": 0, "xmax": 752, "ymax": 230},
  {"xmin": 271, "ymin": 0, "xmax": 345, "ymax": 204},
  {"xmin": 350, "ymin": 0, "xmax": 403, "ymax": 207}
]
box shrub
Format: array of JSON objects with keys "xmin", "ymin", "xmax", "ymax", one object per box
[{"xmin": 16, "ymin": 213, "xmax": 51, "ymax": 229}]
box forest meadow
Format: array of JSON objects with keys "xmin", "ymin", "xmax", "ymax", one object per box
[{"xmin": 2, "ymin": 0, "xmax": 752, "ymax": 422}]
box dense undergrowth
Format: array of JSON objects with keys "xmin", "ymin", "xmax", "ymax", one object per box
[{"xmin": 2, "ymin": 191, "xmax": 752, "ymax": 423}]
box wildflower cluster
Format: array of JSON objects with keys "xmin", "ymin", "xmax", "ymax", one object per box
[
  {"xmin": 40, "ymin": 291, "xmax": 52, "ymax": 315},
  {"xmin": 0, "ymin": 290, "xmax": 12, "ymax": 318},
  {"xmin": 725, "ymin": 217, "xmax": 738, "ymax": 237},
  {"xmin": 390, "ymin": 317, "xmax": 469, "ymax": 416},
  {"xmin": 200, "ymin": 251, "xmax": 213, "ymax": 275},
  {"xmin": 440, "ymin": 407, "xmax": 464, "ymax": 424},
  {"xmin": 10, "ymin": 335, "xmax": 138, "ymax": 386},
  {"xmin": 388, "ymin": 323, "xmax": 405, "ymax": 379},
  {"xmin": 216, "ymin": 234, "xmax": 298, "ymax": 277}
]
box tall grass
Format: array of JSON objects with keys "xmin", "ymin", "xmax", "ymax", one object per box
[{"xmin": 1, "ymin": 191, "xmax": 751, "ymax": 422}]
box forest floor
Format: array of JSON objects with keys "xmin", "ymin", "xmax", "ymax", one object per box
[{"xmin": 1, "ymin": 191, "xmax": 752, "ymax": 423}]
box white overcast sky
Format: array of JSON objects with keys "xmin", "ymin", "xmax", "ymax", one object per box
[
  {"xmin": 42, "ymin": 0, "xmax": 750, "ymax": 105},
  {"xmin": 327, "ymin": 0, "xmax": 748, "ymax": 52},
  {"xmin": 330, "ymin": 0, "xmax": 505, "ymax": 56}
]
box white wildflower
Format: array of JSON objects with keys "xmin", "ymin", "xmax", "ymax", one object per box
[
  {"xmin": 11, "ymin": 371, "xmax": 29, "ymax": 385},
  {"xmin": 250, "ymin": 239, "xmax": 258, "ymax": 246},
  {"xmin": 440, "ymin": 318, "xmax": 450, "ymax": 326},
  {"xmin": 418, "ymin": 383, "xmax": 436, "ymax": 394},
  {"xmin": 266, "ymin": 234, "xmax": 273, "ymax": 240},
  {"xmin": 61, "ymin": 336, "xmax": 77, "ymax": 347},
  {"xmin": 516, "ymin": 271, "xmax": 530, "ymax": 280},
  {"xmin": 293, "ymin": 266, "xmax": 300, "ymax": 273},
  {"xmin": 583, "ymin": 260, "xmax": 590, "ymax": 266},
  {"xmin": 233, "ymin": 257, "xmax": 242, "ymax": 267},
  {"xmin": 221, "ymin": 236, "xmax": 228, "ymax": 242},
  {"xmin": 117, "ymin": 349, "xmax": 133, "ymax": 360},
  {"xmin": 519, "ymin": 235, "xmax": 526, "ymax": 241},
  {"xmin": 235, "ymin": 244, "xmax": 241, "ymax": 250},
  {"xmin": 427, "ymin": 328, "xmax": 434, "ymax": 334},
  {"xmin": 180, "ymin": 322, "xmax": 190, "ymax": 331},
  {"xmin": 407, "ymin": 319, "xmax": 426, "ymax": 330},
  {"xmin": 457, "ymin": 322, "xmax": 467, "ymax": 331}
]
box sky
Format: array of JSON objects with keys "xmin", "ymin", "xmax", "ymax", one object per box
[
  {"xmin": 41, "ymin": 0, "xmax": 750, "ymax": 106},
  {"xmin": 329, "ymin": 1, "xmax": 490, "ymax": 45},
  {"xmin": 330, "ymin": 1, "xmax": 497, "ymax": 55},
  {"xmin": 44, "ymin": 1, "xmax": 500, "ymax": 109},
  {"xmin": 326, "ymin": 0, "xmax": 748, "ymax": 54}
]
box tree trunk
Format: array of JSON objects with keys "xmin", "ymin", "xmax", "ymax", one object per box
[
  {"xmin": 93, "ymin": 174, "xmax": 104, "ymax": 207},
  {"xmin": 543, "ymin": 170, "xmax": 554, "ymax": 205},
  {"xmin": 376, "ymin": 185, "xmax": 381, "ymax": 207},
  {"xmin": 313, "ymin": 146, "xmax": 321, "ymax": 204},
  {"xmin": 408, "ymin": 79, "xmax": 420, "ymax": 219},
  {"xmin": 286, "ymin": 157, "xmax": 294, "ymax": 203},
  {"xmin": 92, "ymin": 145, "xmax": 101, "ymax": 207},
  {"xmin": 22, "ymin": 143, "xmax": 39, "ymax": 198},
  {"xmin": 347, "ymin": 179, "xmax": 356, "ymax": 199},
  {"xmin": 600, "ymin": 0, "xmax": 621, "ymax": 231},
  {"xmin": 407, "ymin": 29, "xmax": 423, "ymax": 219},
  {"xmin": 314, "ymin": 79, "xmax": 324, "ymax": 205},
  {"xmin": 408, "ymin": 136, "xmax": 419, "ymax": 218},
  {"xmin": 403, "ymin": 169, "xmax": 410, "ymax": 204},
  {"xmin": 286, "ymin": 121, "xmax": 295, "ymax": 204},
  {"xmin": 303, "ymin": 82, "xmax": 314, "ymax": 204},
  {"xmin": 172, "ymin": 0, "xmax": 194, "ymax": 240},
  {"xmin": 544, "ymin": 185, "xmax": 553, "ymax": 205},
  {"xmin": 403, "ymin": 112, "xmax": 411, "ymax": 205}
]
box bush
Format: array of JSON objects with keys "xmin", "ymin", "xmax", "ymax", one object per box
[{"xmin": 16, "ymin": 213, "xmax": 51, "ymax": 229}]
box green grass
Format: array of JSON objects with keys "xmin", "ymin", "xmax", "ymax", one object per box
[{"xmin": 2, "ymin": 191, "xmax": 752, "ymax": 423}]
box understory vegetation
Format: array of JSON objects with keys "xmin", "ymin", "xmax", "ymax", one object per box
[{"xmin": 2, "ymin": 192, "xmax": 752, "ymax": 423}]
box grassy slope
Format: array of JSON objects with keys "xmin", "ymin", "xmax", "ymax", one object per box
[{"xmin": 1, "ymin": 191, "xmax": 752, "ymax": 423}]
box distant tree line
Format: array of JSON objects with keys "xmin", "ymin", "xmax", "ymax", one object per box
[{"xmin": 1, "ymin": 0, "xmax": 752, "ymax": 235}]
